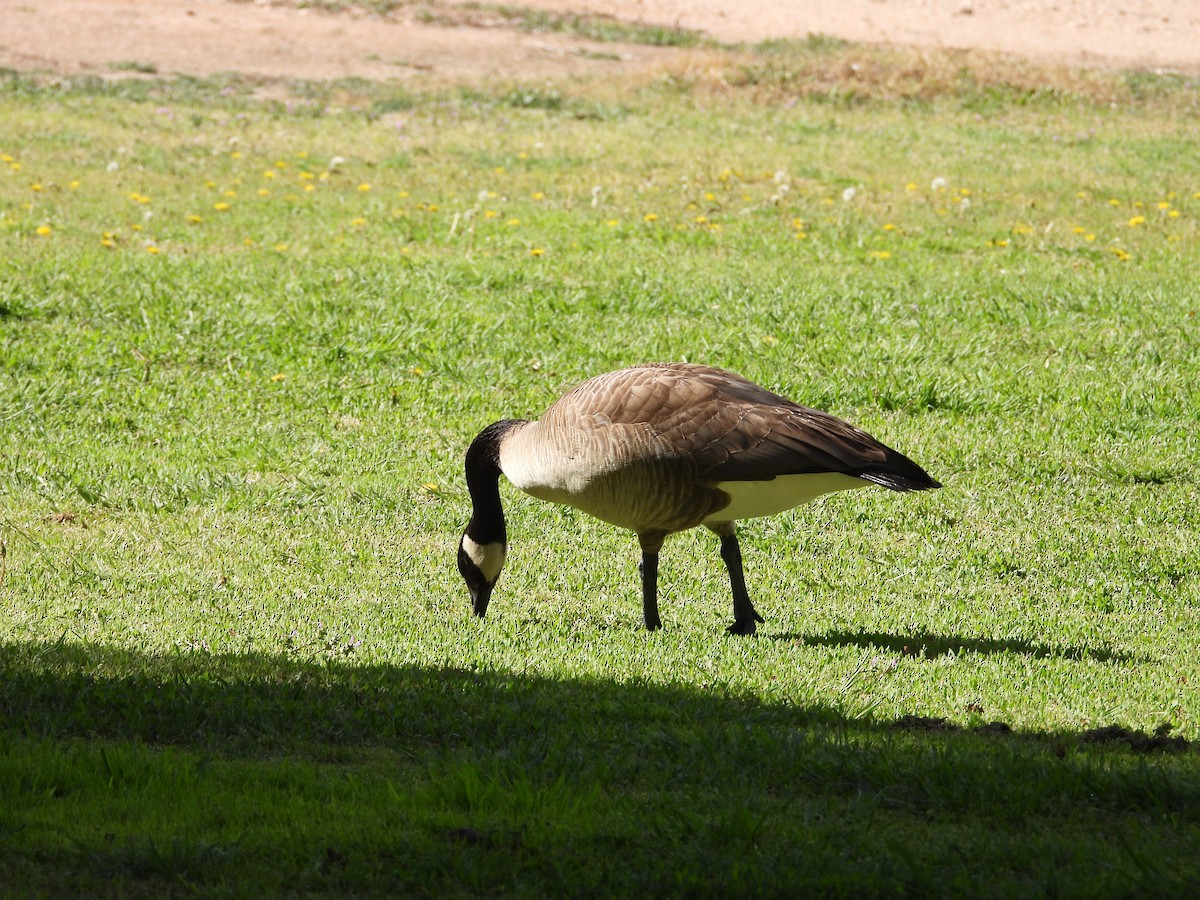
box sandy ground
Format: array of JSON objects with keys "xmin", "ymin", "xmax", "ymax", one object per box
[{"xmin": 1, "ymin": 0, "xmax": 1198, "ymax": 84}]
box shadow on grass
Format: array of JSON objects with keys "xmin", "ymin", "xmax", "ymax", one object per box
[
  {"xmin": 0, "ymin": 639, "xmax": 1196, "ymax": 895},
  {"xmin": 779, "ymin": 628, "xmax": 1136, "ymax": 662}
]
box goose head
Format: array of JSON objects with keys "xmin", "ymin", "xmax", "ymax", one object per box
[{"xmin": 458, "ymin": 419, "xmax": 525, "ymax": 616}]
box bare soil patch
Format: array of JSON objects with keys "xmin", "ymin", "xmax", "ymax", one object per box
[{"xmin": 1, "ymin": 0, "xmax": 1198, "ymax": 85}]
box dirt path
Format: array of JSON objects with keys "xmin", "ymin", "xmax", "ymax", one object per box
[{"xmin": 1, "ymin": 0, "xmax": 1197, "ymax": 84}]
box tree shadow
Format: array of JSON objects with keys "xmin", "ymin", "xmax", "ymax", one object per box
[
  {"xmin": 0, "ymin": 639, "xmax": 1192, "ymax": 895},
  {"xmin": 774, "ymin": 628, "xmax": 1136, "ymax": 663}
]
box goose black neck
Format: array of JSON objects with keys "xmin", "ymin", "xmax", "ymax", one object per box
[{"xmin": 463, "ymin": 419, "xmax": 526, "ymax": 544}]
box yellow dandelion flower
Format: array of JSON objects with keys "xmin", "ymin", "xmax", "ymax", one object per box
[
  {"xmin": 1127, "ymin": 216, "xmax": 1145, "ymax": 227},
  {"xmin": 1168, "ymin": 210, "xmax": 1181, "ymax": 218},
  {"xmin": 793, "ymin": 231, "xmax": 808, "ymax": 240},
  {"xmin": 870, "ymin": 250, "xmax": 891, "ymax": 259},
  {"xmin": 988, "ymin": 239, "xmax": 1010, "ymax": 247},
  {"xmin": 643, "ymin": 213, "xmax": 658, "ymax": 222},
  {"xmin": 397, "ymin": 190, "xmax": 409, "ymax": 198},
  {"xmin": 704, "ymin": 192, "xmax": 715, "ymax": 201},
  {"xmin": 263, "ymin": 170, "xmax": 276, "ymax": 179},
  {"xmin": 230, "ymin": 151, "xmax": 242, "ymax": 159},
  {"xmin": 351, "ymin": 217, "xmax": 367, "ymax": 226},
  {"xmin": 275, "ymin": 160, "xmax": 288, "ymax": 169},
  {"xmin": 224, "ymin": 190, "xmax": 237, "ymax": 198},
  {"xmin": 257, "ymin": 188, "xmax": 270, "ymax": 197},
  {"xmin": 318, "ymin": 172, "xmax": 330, "ymax": 182},
  {"xmin": 517, "ymin": 152, "xmax": 529, "ymax": 160},
  {"xmin": 606, "ymin": 219, "xmax": 619, "ymax": 227},
  {"xmin": 427, "ymin": 204, "xmax": 439, "ymax": 213},
  {"xmin": 299, "ymin": 172, "xmax": 314, "ymax": 181},
  {"xmin": 1085, "ymin": 234, "xmax": 1096, "ymax": 241},
  {"xmin": 35, "ymin": 225, "xmax": 52, "ymax": 236},
  {"xmin": 1193, "ymin": 191, "xmax": 1200, "ymax": 200},
  {"xmin": 68, "ymin": 180, "xmax": 80, "ymax": 189},
  {"xmin": 357, "ymin": 183, "xmax": 371, "ymax": 192},
  {"xmin": 271, "ymin": 373, "xmax": 286, "ymax": 382},
  {"xmin": 303, "ymin": 184, "xmax": 315, "ymax": 193},
  {"xmin": 530, "ymin": 247, "xmax": 545, "ymax": 256},
  {"xmin": 187, "ymin": 214, "xmax": 204, "ymax": 224},
  {"xmin": 214, "ymin": 202, "xmax": 231, "ymax": 211},
  {"xmin": 243, "ymin": 238, "xmax": 256, "ymax": 247},
  {"xmin": 905, "ymin": 182, "xmax": 918, "ymax": 191},
  {"xmin": 1133, "ymin": 200, "xmax": 1145, "ymax": 208},
  {"xmin": 274, "ymin": 243, "xmax": 288, "ymax": 252},
  {"xmin": 1072, "ymin": 226, "xmax": 1085, "ymax": 234},
  {"xmin": 1157, "ymin": 201, "xmax": 1171, "ymax": 210},
  {"xmin": 145, "ymin": 245, "xmax": 159, "ymax": 254},
  {"xmin": 882, "ymin": 223, "xmax": 897, "ymax": 231},
  {"xmin": 1108, "ymin": 198, "xmax": 1121, "ymax": 207},
  {"xmin": 130, "ymin": 223, "xmax": 143, "ymax": 232},
  {"xmin": 1109, "ymin": 247, "xmax": 1131, "ymax": 261},
  {"xmin": 31, "ymin": 183, "xmax": 43, "ymax": 192},
  {"xmin": 0, "ymin": 153, "xmax": 12, "ymax": 162},
  {"xmin": 484, "ymin": 210, "xmax": 500, "ymax": 218},
  {"xmin": 494, "ymin": 167, "xmax": 505, "ymax": 175},
  {"xmin": 694, "ymin": 215, "xmax": 708, "ymax": 224},
  {"xmin": 1012, "ymin": 223, "xmax": 1033, "ymax": 235},
  {"xmin": 100, "ymin": 236, "xmax": 115, "ymax": 248},
  {"xmin": 507, "ymin": 218, "xmax": 520, "ymax": 226}
]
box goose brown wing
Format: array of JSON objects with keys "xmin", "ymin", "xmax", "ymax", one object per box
[{"xmin": 539, "ymin": 363, "xmax": 937, "ymax": 491}]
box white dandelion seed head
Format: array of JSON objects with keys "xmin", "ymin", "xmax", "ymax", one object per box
[
  {"xmin": 931, "ymin": 176, "xmax": 948, "ymax": 191},
  {"xmin": 842, "ymin": 186, "xmax": 857, "ymax": 203}
]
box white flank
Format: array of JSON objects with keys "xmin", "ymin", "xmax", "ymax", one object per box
[
  {"xmin": 462, "ymin": 535, "xmax": 506, "ymax": 583},
  {"xmin": 704, "ymin": 472, "xmax": 869, "ymax": 523}
]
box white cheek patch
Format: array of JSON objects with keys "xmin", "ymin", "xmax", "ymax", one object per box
[{"xmin": 462, "ymin": 535, "xmax": 506, "ymax": 583}]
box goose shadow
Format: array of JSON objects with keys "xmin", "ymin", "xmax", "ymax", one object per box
[{"xmin": 772, "ymin": 629, "xmax": 1136, "ymax": 663}]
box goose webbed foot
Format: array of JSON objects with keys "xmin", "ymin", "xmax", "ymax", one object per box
[{"xmin": 726, "ymin": 610, "xmax": 765, "ymax": 636}]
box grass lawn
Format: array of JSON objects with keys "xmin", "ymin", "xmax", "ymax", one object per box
[{"xmin": 2, "ymin": 43, "xmax": 1199, "ymax": 896}]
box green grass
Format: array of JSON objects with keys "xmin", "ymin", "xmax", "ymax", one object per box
[{"xmin": 2, "ymin": 55, "xmax": 1200, "ymax": 895}]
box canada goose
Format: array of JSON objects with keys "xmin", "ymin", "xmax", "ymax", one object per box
[{"xmin": 458, "ymin": 363, "xmax": 939, "ymax": 634}]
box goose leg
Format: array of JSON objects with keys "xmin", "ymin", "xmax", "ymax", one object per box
[
  {"xmin": 716, "ymin": 528, "xmax": 764, "ymax": 635},
  {"xmin": 639, "ymin": 552, "xmax": 661, "ymax": 631},
  {"xmin": 637, "ymin": 532, "xmax": 666, "ymax": 631}
]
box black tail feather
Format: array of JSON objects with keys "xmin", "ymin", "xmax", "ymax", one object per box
[{"xmin": 858, "ymin": 461, "xmax": 941, "ymax": 493}]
